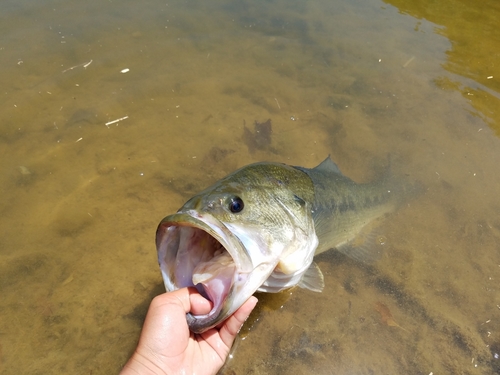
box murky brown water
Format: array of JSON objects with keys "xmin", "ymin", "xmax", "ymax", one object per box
[{"xmin": 1, "ymin": 0, "xmax": 500, "ymax": 374}]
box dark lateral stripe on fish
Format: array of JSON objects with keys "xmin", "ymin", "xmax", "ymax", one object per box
[{"xmin": 315, "ymin": 189, "xmax": 390, "ymax": 215}]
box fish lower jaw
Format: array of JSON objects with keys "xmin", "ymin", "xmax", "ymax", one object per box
[
  {"xmin": 186, "ymin": 306, "xmax": 225, "ymax": 334},
  {"xmin": 188, "ymin": 270, "xmax": 258, "ymax": 333}
]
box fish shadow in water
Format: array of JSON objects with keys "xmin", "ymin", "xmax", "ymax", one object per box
[{"xmin": 242, "ymin": 119, "xmax": 278, "ymax": 154}]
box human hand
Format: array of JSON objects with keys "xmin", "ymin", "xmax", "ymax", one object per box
[{"xmin": 120, "ymin": 287, "xmax": 258, "ymax": 375}]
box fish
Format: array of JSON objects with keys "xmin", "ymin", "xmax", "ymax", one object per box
[{"xmin": 156, "ymin": 156, "xmax": 405, "ymax": 333}]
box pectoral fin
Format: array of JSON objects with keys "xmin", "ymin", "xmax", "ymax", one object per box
[
  {"xmin": 336, "ymin": 221, "xmax": 386, "ymax": 264},
  {"xmin": 298, "ymin": 262, "xmax": 324, "ymax": 292}
]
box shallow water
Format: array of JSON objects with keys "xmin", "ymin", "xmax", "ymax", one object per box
[{"xmin": 1, "ymin": 0, "xmax": 500, "ymax": 374}]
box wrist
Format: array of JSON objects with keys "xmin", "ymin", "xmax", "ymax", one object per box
[{"xmin": 120, "ymin": 351, "xmax": 167, "ymax": 375}]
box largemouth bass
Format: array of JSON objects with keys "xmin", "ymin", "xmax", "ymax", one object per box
[{"xmin": 156, "ymin": 156, "xmax": 402, "ymax": 333}]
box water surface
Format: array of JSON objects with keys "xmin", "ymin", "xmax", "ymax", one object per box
[{"xmin": 1, "ymin": 0, "xmax": 500, "ymax": 374}]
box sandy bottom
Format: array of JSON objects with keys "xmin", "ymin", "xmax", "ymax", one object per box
[{"xmin": 1, "ymin": 0, "xmax": 500, "ymax": 374}]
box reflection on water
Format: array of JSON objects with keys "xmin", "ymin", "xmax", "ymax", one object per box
[
  {"xmin": 390, "ymin": 0, "xmax": 500, "ymax": 82},
  {"xmin": 386, "ymin": 0, "xmax": 500, "ymax": 137},
  {"xmin": 1, "ymin": 0, "xmax": 500, "ymax": 373}
]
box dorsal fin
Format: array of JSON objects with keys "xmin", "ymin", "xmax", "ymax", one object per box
[{"xmin": 314, "ymin": 155, "xmax": 342, "ymax": 175}]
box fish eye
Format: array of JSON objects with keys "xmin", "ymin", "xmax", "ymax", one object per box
[{"xmin": 229, "ymin": 197, "xmax": 244, "ymax": 213}]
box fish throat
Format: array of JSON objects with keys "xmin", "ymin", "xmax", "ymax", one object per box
[
  {"xmin": 161, "ymin": 224, "xmax": 236, "ymax": 308},
  {"xmin": 180, "ymin": 226, "xmax": 235, "ymax": 305},
  {"xmin": 156, "ymin": 212, "xmax": 254, "ymax": 333}
]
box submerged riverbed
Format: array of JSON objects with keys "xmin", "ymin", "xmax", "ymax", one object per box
[{"xmin": 1, "ymin": 0, "xmax": 500, "ymax": 373}]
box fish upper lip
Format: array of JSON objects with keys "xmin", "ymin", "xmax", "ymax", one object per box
[{"xmin": 156, "ymin": 210, "xmax": 253, "ymax": 333}]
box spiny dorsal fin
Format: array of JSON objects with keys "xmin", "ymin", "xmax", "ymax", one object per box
[
  {"xmin": 314, "ymin": 155, "xmax": 342, "ymax": 175},
  {"xmin": 297, "ymin": 262, "xmax": 324, "ymax": 292}
]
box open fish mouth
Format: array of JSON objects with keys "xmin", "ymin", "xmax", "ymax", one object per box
[{"xmin": 156, "ymin": 210, "xmax": 253, "ymax": 333}]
